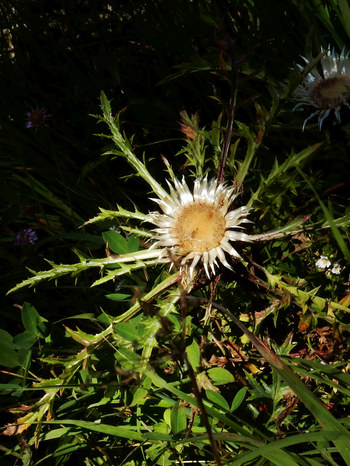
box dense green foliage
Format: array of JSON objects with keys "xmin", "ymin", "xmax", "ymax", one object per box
[{"xmin": 1, "ymin": 1, "xmax": 350, "ymax": 464}]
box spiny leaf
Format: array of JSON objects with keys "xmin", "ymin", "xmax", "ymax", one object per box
[
  {"xmin": 90, "ymin": 260, "xmax": 157, "ymax": 287},
  {"xmin": 7, "ymin": 249, "xmax": 160, "ymax": 294},
  {"xmin": 82, "ymin": 205, "xmax": 148, "ymax": 226},
  {"xmin": 249, "ymin": 143, "xmax": 322, "ymax": 206},
  {"xmin": 265, "ymin": 270, "xmax": 350, "ymax": 315},
  {"xmin": 98, "ymin": 92, "xmax": 169, "ymax": 200}
]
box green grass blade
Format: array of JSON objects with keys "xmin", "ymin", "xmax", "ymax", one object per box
[
  {"xmin": 211, "ymin": 302, "xmax": 350, "ymax": 464},
  {"xmin": 227, "ymin": 430, "xmax": 347, "ymax": 465},
  {"xmin": 46, "ymin": 419, "xmax": 146, "ymax": 441}
]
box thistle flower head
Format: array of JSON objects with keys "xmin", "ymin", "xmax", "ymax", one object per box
[
  {"xmin": 149, "ymin": 177, "xmax": 252, "ymax": 278},
  {"xmin": 25, "ymin": 108, "xmax": 48, "ymax": 129},
  {"xmin": 294, "ymin": 47, "xmax": 350, "ymax": 130},
  {"xmin": 14, "ymin": 228, "xmax": 38, "ymax": 246}
]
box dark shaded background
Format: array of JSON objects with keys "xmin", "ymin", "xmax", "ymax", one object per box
[{"xmin": 0, "ymin": 0, "xmax": 313, "ymax": 305}]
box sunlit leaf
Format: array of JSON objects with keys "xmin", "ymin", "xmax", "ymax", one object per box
[
  {"xmin": 114, "ymin": 322, "xmax": 140, "ymax": 341},
  {"xmin": 186, "ymin": 339, "xmax": 200, "ymax": 371},
  {"xmin": 231, "ymin": 387, "xmax": 248, "ymax": 412},
  {"xmin": 205, "ymin": 390, "xmax": 229, "ymax": 411},
  {"xmin": 170, "ymin": 401, "xmax": 187, "ymax": 434},
  {"xmin": 102, "ymin": 230, "xmax": 128, "ymax": 254},
  {"xmin": 207, "ymin": 367, "xmax": 235, "ymax": 385},
  {"xmin": 106, "ymin": 293, "xmax": 131, "ymax": 301}
]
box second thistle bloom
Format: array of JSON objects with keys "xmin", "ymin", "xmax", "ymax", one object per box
[
  {"xmin": 25, "ymin": 108, "xmax": 48, "ymax": 129},
  {"xmin": 14, "ymin": 228, "xmax": 38, "ymax": 246},
  {"xmin": 294, "ymin": 47, "xmax": 350, "ymax": 130},
  {"xmin": 149, "ymin": 177, "xmax": 252, "ymax": 278}
]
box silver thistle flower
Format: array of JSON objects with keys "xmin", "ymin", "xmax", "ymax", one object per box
[
  {"xmin": 149, "ymin": 177, "xmax": 252, "ymax": 278},
  {"xmin": 294, "ymin": 47, "xmax": 350, "ymax": 130}
]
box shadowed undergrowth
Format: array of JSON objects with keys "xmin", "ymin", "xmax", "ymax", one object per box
[{"xmin": 1, "ymin": 1, "xmax": 350, "ymax": 465}]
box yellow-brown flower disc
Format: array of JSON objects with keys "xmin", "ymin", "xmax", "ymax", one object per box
[{"xmin": 149, "ymin": 177, "xmax": 252, "ymax": 277}]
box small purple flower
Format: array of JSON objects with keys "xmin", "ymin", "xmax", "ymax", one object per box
[
  {"xmin": 25, "ymin": 108, "xmax": 47, "ymax": 129},
  {"xmin": 14, "ymin": 228, "xmax": 38, "ymax": 246}
]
